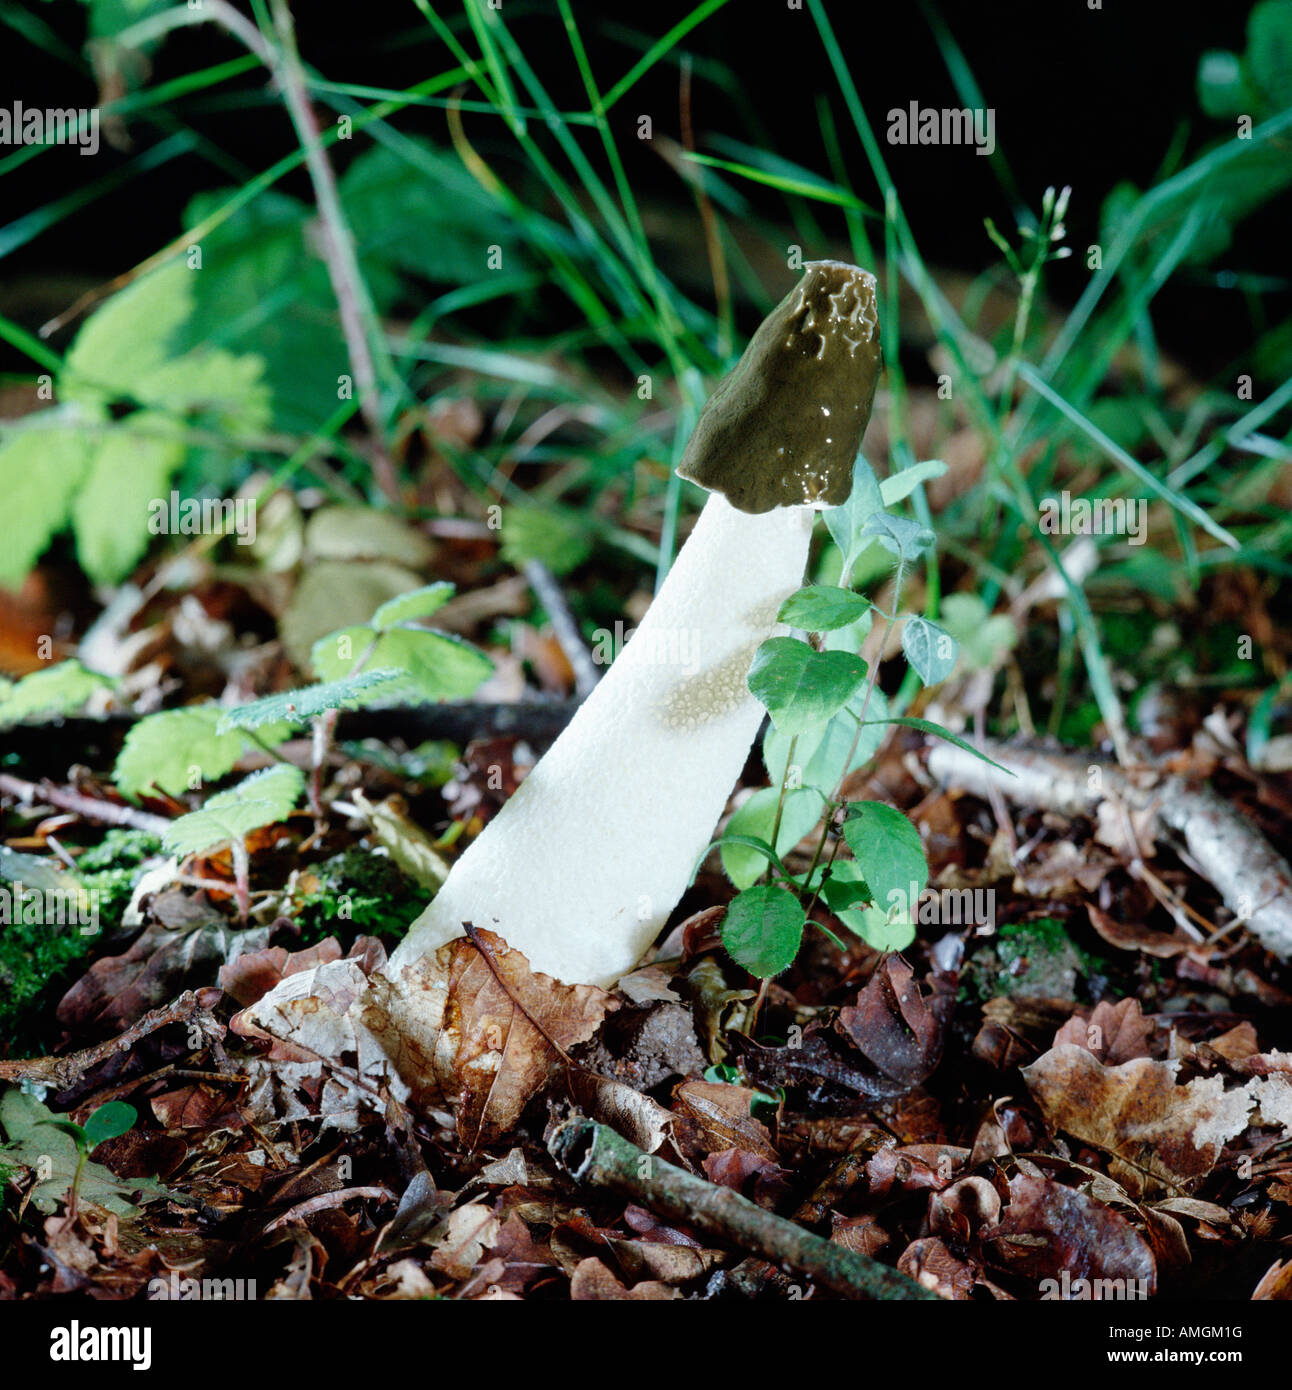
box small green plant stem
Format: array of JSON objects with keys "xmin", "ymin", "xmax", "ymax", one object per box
[
  {"xmin": 797, "ymin": 561, "xmax": 907, "ymax": 927},
  {"xmin": 309, "ymin": 633, "xmax": 380, "ymax": 818},
  {"xmin": 763, "ymin": 734, "xmax": 799, "ymax": 886},
  {"xmin": 829, "ymin": 560, "xmax": 907, "ymax": 806},
  {"xmin": 229, "ymin": 837, "xmax": 252, "ymax": 923}
]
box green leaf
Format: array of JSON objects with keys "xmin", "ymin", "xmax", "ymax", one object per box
[
  {"xmin": 0, "ymin": 660, "xmax": 114, "ymax": 728},
  {"xmin": 819, "ymin": 859, "xmax": 871, "ymax": 913},
  {"xmin": 62, "ymin": 261, "xmax": 193, "ymax": 408},
  {"xmin": 879, "ymin": 459, "xmax": 947, "ymax": 507},
  {"xmin": 747, "ymin": 637, "xmax": 867, "ymax": 735},
  {"xmin": 163, "ymin": 764, "xmax": 305, "ymax": 858},
  {"xmin": 0, "ymin": 423, "xmax": 91, "ymax": 590},
  {"xmin": 139, "ymin": 347, "xmax": 271, "ymax": 436},
  {"xmin": 721, "ymin": 885, "xmax": 806, "ymax": 978},
  {"xmin": 115, "ymin": 703, "xmax": 290, "ymax": 797},
  {"xmin": 859, "ymin": 716, "xmax": 1017, "ymax": 775},
  {"xmin": 1197, "ymin": 49, "xmax": 1255, "ymax": 119},
  {"xmin": 693, "ymin": 833, "xmax": 786, "ymax": 885},
  {"xmin": 901, "ymin": 615, "xmax": 958, "ymax": 686},
  {"xmin": 83, "ymin": 1101, "xmax": 137, "ymax": 1149},
  {"xmin": 1248, "ymin": 0, "xmax": 1292, "ymax": 110},
  {"xmin": 372, "ymin": 582, "xmax": 456, "ymax": 630},
  {"xmin": 178, "ymin": 189, "xmax": 345, "ymax": 433},
  {"xmin": 341, "ymin": 137, "xmax": 526, "ymax": 287},
  {"xmin": 859, "ymin": 512, "xmax": 936, "ymax": 565},
  {"xmin": 813, "ymin": 860, "xmax": 913, "ymax": 949},
  {"xmin": 305, "ymin": 506, "xmax": 435, "ymax": 567},
  {"xmin": 777, "ymin": 585, "xmax": 870, "ymax": 632},
  {"xmin": 841, "ymin": 802, "xmax": 928, "ymax": 918},
  {"xmin": 0, "ymin": 1090, "xmax": 164, "ymax": 1215},
  {"xmin": 937, "ymin": 594, "xmax": 1017, "ymax": 673},
  {"xmin": 823, "ymin": 454, "xmax": 883, "ymax": 577},
  {"xmin": 311, "ymin": 626, "xmax": 493, "ymax": 703},
  {"xmin": 720, "ymin": 787, "xmax": 824, "ymax": 889},
  {"xmin": 500, "ymin": 506, "xmax": 592, "ymax": 575},
  {"xmin": 217, "ymin": 672, "xmax": 403, "ymax": 733},
  {"xmin": 852, "ymin": 903, "xmax": 918, "ymax": 952},
  {"xmin": 71, "ymin": 417, "xmax": 186, "ymax": 585},
  {"xmin": 762, "ymin": 684, "xmax": 888, "ymax": 795}
]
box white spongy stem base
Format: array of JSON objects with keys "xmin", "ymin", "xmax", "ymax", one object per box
[{"xmin": 387, "ymin": 493, "xmax": 814, "ymax": 987}]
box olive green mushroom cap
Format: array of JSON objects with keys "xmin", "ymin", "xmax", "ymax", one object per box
[{"xmin": 678, "ymin": 260, "xmax": 881, "ymax": 514}]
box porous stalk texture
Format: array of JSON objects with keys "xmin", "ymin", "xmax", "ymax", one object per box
[{"xmin": 387, "ymin": 492, "xmax": 814, "ymax": 987}]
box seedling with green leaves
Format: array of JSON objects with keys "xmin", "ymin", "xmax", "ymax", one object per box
[
  {"xmin": 111, "ymin": 581, "xmax": 491, "ymax": 843},
  {"xmin": 32, "ymin": 1100, "xmax": 138, "ymax": 1218},
  {"xmin": 162, "ymin": 763, "xmax": 306, "ymax": 921},
  {"xmin": 717, "ymin": 452, "xmax": 1010, "ymax": 983}
]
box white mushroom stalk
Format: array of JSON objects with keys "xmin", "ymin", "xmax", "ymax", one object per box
[{"xmin": 387, "ymin": 260, "xmax": 882, "ymax": 988}]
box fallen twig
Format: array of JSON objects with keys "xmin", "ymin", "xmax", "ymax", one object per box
[
  {"xmin": 522, "ymin": 559, "xmax": 601, "ymax": 699},
  {"xmin": 262, "ymin": 1185, "xmax": 396, "ymax": 1234},
  {"xmin": 927, "ymin": 738, "xmax": 1292, "ymax": 961},
  {"xmin": 0, "ymin": 991, "xmax": 217, "ymax": 1091},
  {"xmin": 0, "ymin": 772, "xmax": 171, "ymax": 836},
  {"xmin": 548, "ymin": 1117, "xmax": 938, "ymax": 1301}
]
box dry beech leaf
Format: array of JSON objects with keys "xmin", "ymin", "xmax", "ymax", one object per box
[
  {"xmin": 836, "ymin": 955, "xmax": 954, "ymax": 1090},
  {"xmin": 1086, "ymin": 902, "xmax": 1190, "ymax": 958},
  {"xmin": 368, "ymin": 929, "xmax": 617, "ymax": 1147},
  {"xmin": 1253, "ymin": 1258, "xmax": 1292, "ymax": 1299},
  {"xmin": 567, "ymin": 1070, "xmax": 675, "ymax": 1154},
  {"xmin": 896, "ymin": 1237, "xmax": 976, "ymax": 1300},
  {"xmin": 236, "ymin": 929, "xmax": 616, "ymax": 1145},
  {"xmin": 569, "ymin": 1257, "xmax": 682, "ymax": 1300},
  {"xmin": 1022, "ymin": 1043, "xmax": 1254, "ymax": 1197},
  {"xmin": 671, "ymin": 1079, "xmax": 778, "ymax": 1161},
  {"xmin": 983, "ymin": 1173, "xmax": 1157, "ymax": 1295},
  {"xmin": 1052, "ymin": 997, "xmax": 1156, "ymax": 1065}
]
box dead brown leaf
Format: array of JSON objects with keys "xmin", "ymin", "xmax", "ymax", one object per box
[
  {"xmin": 569, "ymin": 1257, "xmax": 682, "ymax": 1300},
  {"xmin": 672, "ymin": 1079, "xmax": 778, "ymax": 1161},
  {"xmin": 836, "ymin": 956, "xmax": 954, "ymax": 1091},
  {"xmin": 1053, "ymin": 998, "xmax": 1156, "ymax": 1065},
  {"xmin": 983, "ymin": 1173, "xmax": 1157, "ymax": 1296},
  {"xmin": 1023, "ymin": 1043, "xmax": 1254, "ymax": 1197}
]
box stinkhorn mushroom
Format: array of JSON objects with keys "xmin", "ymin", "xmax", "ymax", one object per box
[{"xmin": 386, "ymin": 260, "xmax": 881, "ymax": 988}]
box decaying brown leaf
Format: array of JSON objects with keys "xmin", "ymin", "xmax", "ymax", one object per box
[
  {"xmin": 983, "ymin": 1173, "xmax": 1157, "ymax": 1296},
  {"xmin": 1052, "ymin": 997, "xmax": 1156, "ymax": 1065},
  {"xmin": 366, "ymin": 929, "xmax": 618, "ymax": 1146},
  {"xmin": 836, "ymin": 955, "xmax": 954, "ymax": 1090},
  {"xmin": 1023, "ymin": 1043, "xmax": 1254, "ymax": 1197}
]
